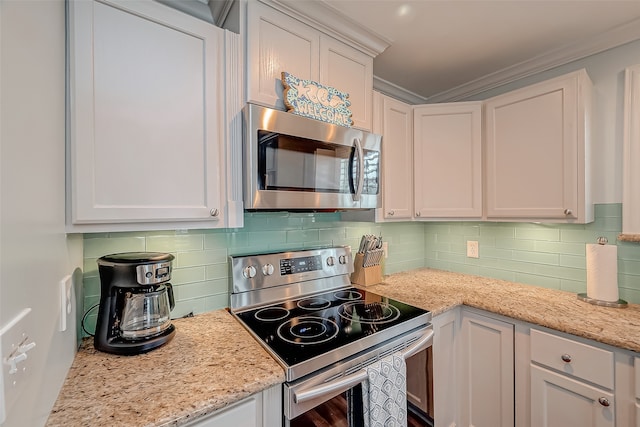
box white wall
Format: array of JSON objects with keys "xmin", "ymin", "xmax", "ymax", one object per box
[
  {"xmin": 1, "ymin": 1, "xmax": 83, "ymax": 426},
  {"xmin": 468, "ymin": 39, "xmax": 640, "ymax": 205}
]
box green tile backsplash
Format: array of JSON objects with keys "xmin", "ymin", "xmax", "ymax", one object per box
[
  {"xmin": 81, "ymin": 204, "xmax": 640, "ymax": 334},
  {"xmin": 424, "ymin": 203, "xmax": 640, "ymax": 302}
]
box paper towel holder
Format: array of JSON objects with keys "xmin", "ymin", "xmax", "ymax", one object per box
[{"xmin": 578, "ymin": 236, "xmax": 628, "ymax": 308}]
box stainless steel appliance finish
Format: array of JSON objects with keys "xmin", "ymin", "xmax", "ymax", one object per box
[
  {"xmin": 243, "ymin": 103, "xmax": 382, "ymax": 211},
  {"xmin": 228, "ymin": 247, "xmax": 433, "ymax": 423}
]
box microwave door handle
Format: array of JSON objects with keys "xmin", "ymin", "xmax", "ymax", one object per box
[
  {"xmin": 293, "ymin": 327, "xmax": 434, "ymax": 404},
  {"xmin": 352, "ymin": 137, "xmax": 364, "ymax": 202}
]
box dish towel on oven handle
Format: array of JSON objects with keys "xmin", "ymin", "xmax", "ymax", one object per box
[{"xmin": 362, "ymin": 352, "xmax": 408, "ymax": 427}]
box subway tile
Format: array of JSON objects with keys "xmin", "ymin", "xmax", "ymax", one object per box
[
  {"xmin": 512, "ymin": 250, "xmax": 559, "ymax": 265},
  {"xmin": 479, "ymin": 247, "xmax": 513, "ymax": 260},
  {"xmin": 619, "ymin": 287, "xmax": 640, "ymax": 303},
  {"xmin": 174, "ymin": 279, "xmax": 228, "ymax": 300},
  {"xmin": 534, "ymin": 241, "xmax": 585, "ymax": 256},
  {"xmin": 534, "ymin": 265, "xmax": 585, "ymax": 282},
  {"xmin": 146, "ymin": 234, "xmax": 204, "ymax": 252},
  {"xmin": 479, "ymin": 224, "xmax": 516, "ymax": 239},
  {"xmin": 83, "ymin": 258, "xmax": 100, "ymax": 278},
  {"xmin": 83, "ymin": 277, "xmax": 101, "ymax": 297},
  {"xmin": 287, "ymin": 229, "xmax": 320, "ymax": 243},
  {"xmin": 203, "ymin": 233, "xmax": 229, "ymax": 249},
  {"xmin": 495, "ymin": 238, "xmax": 536, "ymax": 251},
  {"xmin": 319, "ymin": 228, "xmax": 347, "ymax": 242},
  {"xmin": 559, "ymin": 254, "xmax": 586, "ymax": 269},
  {"xmin": 171, "ymin": 266, "xmax": 206, "ymax": 284},
  {"xmin": 205, "ymin": 263, "xmax": 229, "ymax": 280},
  {"xmin": 176, "ymin": 249, "xmax": 227, "ymax": 267},
  {"xmin": 84, "ymin": 236, "xmax": 146, "ymax": 258},
  {"xmin": 515, "ymin": 227, "xmax": 560, "ymax": 241},
  {"xmin": 619, "ymin": 258, "xmax": 640, "ymax": 276}
]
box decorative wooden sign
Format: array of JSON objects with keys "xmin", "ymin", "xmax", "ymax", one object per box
[{"xmin": 281, "ymin": 71, "xmax": 353, "ymax": 127}]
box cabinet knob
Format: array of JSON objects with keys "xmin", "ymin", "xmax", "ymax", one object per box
[
  {"xmin": 210, "ymin": 208, "xmax": 220, "ymax": 217},
  {"xmin": 388, "ymin": 211, "xmax": 395, "ymax": 216},
  {"xmin": 561, "ymin": 354, "xmax": 572, "ymax": 363},
  {"xmin": 563, "ymin": 209, "xmax": 573, "ymax": 216},
  {"xmin": 598, "ymin": 397, "xmax": 610, "ymax": 407},
  {"xmin": 416, "ymin": 212, "xmax": 421, "ymax": 217}
]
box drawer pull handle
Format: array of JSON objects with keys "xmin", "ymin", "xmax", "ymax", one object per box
[
  {"xmin": 561, "ymin": 354, "xmax": 572, "ymax": 363},
  {"xmin": 388, "ymin": 211, "xmax": 394, "ymax": 216},
  {"xmin": 598, "ymin": 397, "xmax": 610, "ymax": 407}
]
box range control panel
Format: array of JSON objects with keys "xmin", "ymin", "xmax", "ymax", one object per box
[{"xmin": 229, "ymin": 246, "xmax": 353, "ymax": 293}]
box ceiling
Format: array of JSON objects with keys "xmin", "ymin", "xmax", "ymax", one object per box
[{"xmin": 320, "ymin": 0, "xmax": 640, "ymax": 102}]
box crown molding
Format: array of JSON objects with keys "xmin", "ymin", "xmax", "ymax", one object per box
[
  {"xmin": 373, "ymin": 76, "xmax": 428, "ymax": 105},
  {"xmin": 427, "ymin": 17, "xmax": 640, "ymax": 103},
  {"xmin": 265, "ymin": 0, "xmax": 391, "ymax": 57}
]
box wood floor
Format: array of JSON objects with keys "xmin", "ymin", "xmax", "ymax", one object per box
[{"xmin": 290, "ymin": 391, "xmax": 432, "ymax": 427}]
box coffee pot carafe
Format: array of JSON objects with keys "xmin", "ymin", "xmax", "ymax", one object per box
[{"xmin": 95, "ymin": 252, "xmax": 176, "ymax": 355}]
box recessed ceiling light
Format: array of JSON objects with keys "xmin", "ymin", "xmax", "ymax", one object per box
[{"xmin": 397, "ymin": 4, "xmax": 412, "ymax": 17}]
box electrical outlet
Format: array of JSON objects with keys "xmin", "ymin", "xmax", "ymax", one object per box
[
  {"xmin": 467, "ymin": 241, "xmax": 479, "ymax": 258},
  {"xmin": 382, "ymin": 242, "xmax": 388, "ymax": 258}
]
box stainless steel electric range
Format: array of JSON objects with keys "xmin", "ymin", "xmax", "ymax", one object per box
[{"xmin": 229, "ymin": 246, "xmax": 433, "ymax": 425}]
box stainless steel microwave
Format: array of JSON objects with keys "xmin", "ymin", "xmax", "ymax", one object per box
[{"xmin": 243, "ymin": 104, "xmax": 382, "ymax": 211}]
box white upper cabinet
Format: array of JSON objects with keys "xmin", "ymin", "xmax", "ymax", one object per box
[
  {"xmin": 68, "ymin": 0, "xmax": 234, "ymax": 231},
  {"xmin": 622, "ymin": 64, "xmax": 640, "ymax": 236},
  {"xmin": 246, "ymin": 1, "xmax": 319, "ymax": 111},
  {"xmin": 484, "ymin": 69, "xmax": 593, "ymax": 223},
  {"xmin": 320, "ymin": 35, "xmax": 373, "ymax": 130},
  {"xmin": 374, "ymin": 92, "xmax": 414, "ymax": 220},
  {"xmin": 245, "ymin": 1, "xmax": 375, "ymax": 130},
  {"xmin": 414, "ymin": 102, "xmax": 482, "ymax": 219}
]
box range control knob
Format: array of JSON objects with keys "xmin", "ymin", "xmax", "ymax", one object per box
[
  {"xmin": 338, "ymin": 255, "xmax": 347, "ymax": 265},
  {"xmin": 262, "ymin": 263, "xmax": 275, "ymax": 276},
  {"xmin": 326, "ymin": 256, "xmax": 335, "ymax": 266},
  {"xmin": 242, "ymin": 265, "xmax": 257, "ymax": 279}
]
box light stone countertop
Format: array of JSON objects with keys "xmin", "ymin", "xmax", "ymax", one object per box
[
  {"xmin": 46, "ymin": 310, "xmax": 285, "ymax": 427},
  {"xmin": 47, "ymin": 268, "xmax": 640, "ymax": 427},
  {"xmin": 365, "ymin": 268, "xmax": 640, "ymax": 353}
]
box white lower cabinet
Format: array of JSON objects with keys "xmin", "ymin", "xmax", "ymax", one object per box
[
  {"xmin": 432, "ymin": 308, "xmax": 460, "ymax": 427},
  {"xmin": 430, "ymin": 308, "xmax": 639, "ymax": 427},
  {"xmin": 531, "ymin": 365, "xmax": 614, "ymax": 427},
  {"xmin": 183, "ymin": 385, "xmax": 282, "ymax": 427},
  {"xmin": 460, "ymin": 309, "xmax": 514, "ymax": 427}
]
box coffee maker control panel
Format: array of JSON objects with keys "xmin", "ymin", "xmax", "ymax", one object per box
[{"xmin": 136, "ymin": 261, "xmax": 172, "ymax": 285}]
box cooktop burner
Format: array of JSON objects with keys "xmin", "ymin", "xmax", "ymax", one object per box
[{"xmin": 235, "ymin": 287, "xmax": 427, "ymax": 367}]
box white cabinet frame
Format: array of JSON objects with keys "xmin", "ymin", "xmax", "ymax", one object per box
[{"xmin": 622, "ymin": 64, "xmax": 640, "ymax": 236}]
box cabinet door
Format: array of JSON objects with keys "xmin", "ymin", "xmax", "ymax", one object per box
[
  {"xmin": 414, "ymin": 102, "xmax": 482, "ymax": 219},
  {"xmin": 246, "ymin": 1, "xmax": 319, "ymax": 110},
  {"xmin": 68, "ymin": 0, "xmax": 224, "ymax": 225},
  {"xmin": 531, "ymin": 365, "xmax": 614, "ymax": 427},
  {"xmin": 485, "ymin": 70, "xmax": 592, "ymax": 222},
  {"xmin": 374, "ymin": 93, "xmax": 413, "ymax": 220},
  {"xmin": 460, "ymin": 310, "xmax": 514, "ymax": 427},
  {"xmin": 432, "ymin": 308, "xmax": 460, "ymax": 427},
  {"xmin": 622, "ymin": 65, "xmax": 640, "ymax": 234},
  {"xmin": 320, "ymin": 35, "xmax": 373, "ymax": 131}
]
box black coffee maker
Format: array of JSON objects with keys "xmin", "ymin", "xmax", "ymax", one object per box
[{"xmin": 95, "ymin": 252, "xmax": 176, "ymax": 355}]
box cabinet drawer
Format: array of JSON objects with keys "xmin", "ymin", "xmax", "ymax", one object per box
[{"xmin": 530, "ymin": 328, "xmax": 614, "ymax": 389}]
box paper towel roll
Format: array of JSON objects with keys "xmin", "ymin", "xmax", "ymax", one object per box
[{"xmin": 586, "ymin": 243, "xmax": 619, "ymax": 302}]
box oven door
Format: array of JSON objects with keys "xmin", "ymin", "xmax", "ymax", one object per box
[
  {"xmin": 284, "ymin": 326, "xmax": 433, "ymax": 426},
  {"xmin": 244, "ymin": 103, "xmax": 381, "ymax": 211}
]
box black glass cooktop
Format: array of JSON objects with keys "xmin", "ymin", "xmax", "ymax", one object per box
[{"xmin": 235, "ymin": 287, "xmax": 429, "ymax": 367}]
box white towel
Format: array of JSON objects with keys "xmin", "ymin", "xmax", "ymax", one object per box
[{"xmin": 362, "ymin": 352, "xmax": 408, "ymax": 427}]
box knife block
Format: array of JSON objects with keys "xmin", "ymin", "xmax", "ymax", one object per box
[{"xmin": 351, "ymin": 253, "xmax": 383, "ymax": 286}]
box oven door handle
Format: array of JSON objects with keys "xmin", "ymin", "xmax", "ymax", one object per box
[{"xmin": 293, "ymin": 328, "xmax": 434, "ymax": 404}]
